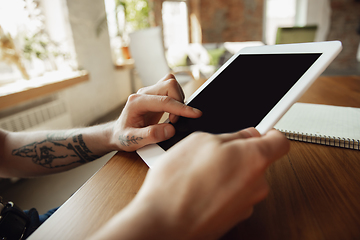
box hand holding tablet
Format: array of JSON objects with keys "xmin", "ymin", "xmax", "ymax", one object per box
[
  {"xmin": 137, "ymin": 41, "xmax": 342, "ymax": 168},
  {"xmin": 90, "ymin": 128, "xmax": 290, "ymax": 239},
  {"xmin": 113, "ymin": 74, "xmax": 202, "ymax": 152},
  {"xmin": 90, "ymin": 41, "xmax": 342, "ymax": 239}
]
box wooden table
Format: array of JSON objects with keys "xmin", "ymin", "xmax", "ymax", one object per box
[{"xmin": 29, "ymin": 75, "xmax": 360, "ymax": 240}]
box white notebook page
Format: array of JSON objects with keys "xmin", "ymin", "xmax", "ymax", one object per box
[{"xmin": 274, "ymin": 103, "xmax": 360, "ymax": 140}]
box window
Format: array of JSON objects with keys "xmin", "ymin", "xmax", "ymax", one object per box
[
  {"xmin": 265, "ymin": 0, "xmax": 296, "ymax": 45},
  {"xmin": 0, "ymin": 0, "xmax": 76, "ymax": 85},
  {"xmin": 0, "ymin": 0, "xmax": 32, "ymax": 83},
  {"xmin": 103, "ymin": 0, "xmax": 127, "ymax": 64},
  {"xmin": 161, "ymin": 1, "xmax": 189, "ymax": 68},
  {"xmin": 162, "ymin": 1, "xmax": 189, "ymax": 49}
]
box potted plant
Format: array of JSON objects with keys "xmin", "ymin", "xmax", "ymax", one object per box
[
  {"xmin": 97, "ymin": 0, "xmax": 151, "ymax": 61},
  {"xmin": 114, "ymin": 0, "xmax": 131, "ymax": 59},
  {"xmin": 97, "ymin": 0, "xmax": 131, "ymax": 60}
]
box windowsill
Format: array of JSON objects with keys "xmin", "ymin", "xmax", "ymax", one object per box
[
  {"xmin": 115, "ymin": 59, "xmax": 135, "ymax": 70},
  {"xmin": 0, "ymin": 70, "xmax": 89, "ymax": 110}
]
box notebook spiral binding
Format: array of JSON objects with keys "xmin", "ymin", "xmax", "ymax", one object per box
[{"xmin": 279, "ymin": 130, "xmax": 360, "ymax": 150}]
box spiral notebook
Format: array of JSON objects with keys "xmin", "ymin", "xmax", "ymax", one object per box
[{"xmin": 274, "ymin": 103, "xmax": 360, "ymax": 150}]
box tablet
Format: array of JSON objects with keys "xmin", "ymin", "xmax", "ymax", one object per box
[{"xmin": 137, "ymin": 41, "xmax": 342, "ymax": 168}]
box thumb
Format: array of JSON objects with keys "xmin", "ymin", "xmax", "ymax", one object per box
[
  {"xmin": 141, "ymin": 123, "xmax": 176, "ymax": 144},
  {"xmin": 121, "ymin": 124, "xmax": 175, "ymax": 150}
]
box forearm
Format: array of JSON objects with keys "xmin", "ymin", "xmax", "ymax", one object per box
[{"xmin": 0, "ymin": 122, "xmax": 117, "ymax": 178}]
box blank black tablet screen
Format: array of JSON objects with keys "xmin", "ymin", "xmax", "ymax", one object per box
[{"xmin": 158, "ymin": 53, "xmax": 321, "ymax": 151}]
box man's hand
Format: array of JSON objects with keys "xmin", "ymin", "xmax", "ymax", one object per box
[
  {"xmin": 0, "ymin": 74, "xmax": 201, "ymax": 177},
  {"xmin": 90, "ymin": 128, "xmax": 290, "ymax": 240},
  {"xmin": 111, "ymin": 74, "xmax": 202, "ymax": 151}
]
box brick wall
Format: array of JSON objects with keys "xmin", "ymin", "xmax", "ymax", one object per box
[
  {"xmin": 150, "ymin": 0, "xmax": 264, "ymax": 43},
  {"xmin": 326, "ymin": 0, "xmax": 360, "ymax": 74},
  {"xmin": 196, "ymin": 0, "xmax": 263, "ymax": 43}
]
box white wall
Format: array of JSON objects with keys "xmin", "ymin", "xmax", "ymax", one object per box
[{"xmin": 59, "ymin": 0, "xmax": 131, "ymax": 126}]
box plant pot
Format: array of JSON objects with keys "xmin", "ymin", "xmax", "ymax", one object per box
[{"xmin": 121, "ymin": 46, "xmax": 131, "ymax": 60}]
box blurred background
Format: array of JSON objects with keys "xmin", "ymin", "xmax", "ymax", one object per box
[{"xmin": 0, "ymin": 0, "xmax": 359, "ymax": 213}]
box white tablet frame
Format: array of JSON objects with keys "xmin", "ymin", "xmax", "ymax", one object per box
[{"xmin": 137, "ymin": 41, "xmax": 342, "ymax": 168}]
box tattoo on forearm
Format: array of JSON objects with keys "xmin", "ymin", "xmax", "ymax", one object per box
[
  {"xmin": 12, "ymin": 134, "xmax": 100, "ymax": 169},
  {"xmin": 119, "ymin": 135, "xmax": 143, "ymax": 147}
]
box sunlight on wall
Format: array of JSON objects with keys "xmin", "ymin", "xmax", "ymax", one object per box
[{"xmin": 190, "ymin": 13, "xmax": 202, "ymax": 44}]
